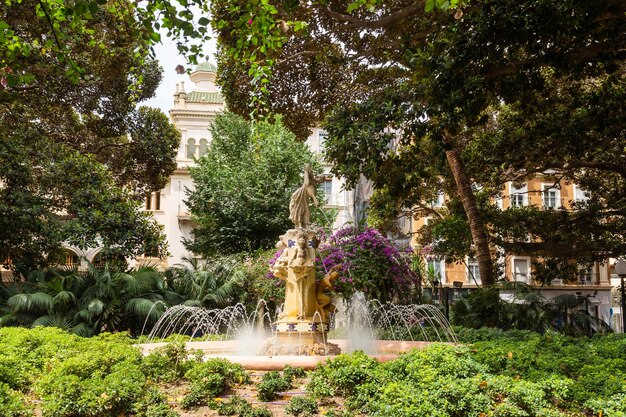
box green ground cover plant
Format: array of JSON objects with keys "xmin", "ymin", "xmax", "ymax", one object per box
[
  {"xmin": 307, "ymin": 331, "xmax": 626, "ymax": 416},
  {"xmin": 257, "ymin": 366, "xmax": 307, "ymax": 402},
  {"xmin": 214, "ymin": 395, "xmax": 273, "ymax": 417},
  {"xmin": 0, "ymin": 327, "xmax": 252, "ymax": 417},
  {"xmin": 257, "ymin": 371, "xmax": 293, "ymax": 402},
  {"xmin": 3, "ymin": 326, "xmax": 626, "ymax": 416},
  {"xmin": 181, "ymin": 358, "xmax": 250, "ymax": 409},
  {"xmin": 285, "ymin": 396, "xmax": 318, "ymax": 417}
]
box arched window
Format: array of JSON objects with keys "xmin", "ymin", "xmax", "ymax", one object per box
[
  {"xmin": 59, "ymin": 249, "xmax": 80, "ymax": 268},
  {"xmin": 199, "ymin": 138, "xmax": 208, "ymax": 156},
  {"xmin": 93, "ymin": 252, "xmax": 128, "ymax": 271},
  {"xmin": 186, "ymin": 138, "xmax": 196, "ymax": 158}
]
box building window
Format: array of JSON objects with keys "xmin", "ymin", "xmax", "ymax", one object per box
[
  {"xmin": 430, "ymin": 191, "xmax": 445, "ymax": 208},
  {"xmin": 427, "ymin": 257, "xmax": 444, "ymax": 284},
  {"xmin": 199, "ymin": 138, "xmax": 208, "ymax": 157},
  {"xmin": 61, "ymin": 249, "xmax": 80, "ymax": 268},
  {"xmin": 322, "ymin": 179, "xmax": 332, "ymax": 203},
  {"xmin": 543, "ymin": 185, "xmax": 560, "ymax": 208},
  {"xmin": 513, "ymin": 258, "xmax": 530, "ymax": 283},
  {"xmin": 579, "ymin": 266, "xmax": 595, "ymax": 285},
  {"xmin": 509, "ymin": 182, "xmax": 527, "ymax": 207},
  {"xmin": 318, "ymin": 130, "xmax": 328, "ymax": 152},
  {"xmin": 186, "ymin": 138, "xmax": 196, "ymax": 158},
  {"xmin": 467, "ymin": 258, "xmax": 481, "ymax": 285},
  {"xmin": 145, "ymin": 192, "xmax": 161, "ymax": 211},
  {"xmin": 573, "ymin": 185, "xmax": 589, "ymax": 203}
]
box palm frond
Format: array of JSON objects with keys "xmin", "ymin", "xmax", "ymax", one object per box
[
  {"xmin": 52, "ymin": 290, "xmax": 77, "ymax": 309},
  {"xmin": 87, "ymin": 299, "xmax": 105, "ymax": 315},
  {"xmin": 32, "ymin": 313, "xmax": 75, "ymax": 330},
  {"xmin": 125, "ymin": 298, "xmax": 166, "ymax": 323},
  {"xmin": 7, "ymin": 292, "xmax": 53, "ymax": 313},
  {"xmin": 70, "ymin": 322, "xmax": 96, "ymax": 337}
]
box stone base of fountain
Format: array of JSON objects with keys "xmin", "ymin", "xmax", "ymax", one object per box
[
  {"xmin": 265, "ymin": 337, "xmax": 341, "ymax": 356},
  {"xmin": 267, "ymin": 320, "xmax": 341, "ymax": 356}
]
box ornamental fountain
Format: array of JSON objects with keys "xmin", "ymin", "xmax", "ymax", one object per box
[{"xmin": 140, "ymin": 165, "xmax": 456, "ymax": 368}]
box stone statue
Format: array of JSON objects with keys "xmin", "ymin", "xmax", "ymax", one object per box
[
  {"xmin": 289, "ymin": 165, "xmax": 325, "ymax": 229},
  {"xmin": 268, "ymin": 217, "xmax": 342, "ymax": 355},
  {"xmin": 271, "ymin": 230, "xmax": 317, "ymax": 320}
]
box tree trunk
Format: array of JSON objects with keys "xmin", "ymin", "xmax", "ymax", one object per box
[{"xmin": 444, "ymin": 140, "xmax": 495, "ymax": 287}]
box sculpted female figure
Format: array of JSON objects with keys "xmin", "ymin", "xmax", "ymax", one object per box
[
  {"xmin": 289, "ymin": 165, "xmax": 324, "ymax": 229},
  {"xmin": 271, "ymin": 231, "xmax": 317, "ymax": 320}
]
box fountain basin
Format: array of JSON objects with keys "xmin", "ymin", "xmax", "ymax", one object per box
[{"xmin": 137, "ymin": 339, "xmax": 445, "ymax": 370}]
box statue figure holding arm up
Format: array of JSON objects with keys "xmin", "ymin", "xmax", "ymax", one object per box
[{"xmin": 289, "ymin": 164, "xmax": 325, "ymax": 229}]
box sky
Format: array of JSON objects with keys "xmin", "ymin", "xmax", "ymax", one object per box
[{"xmin": 142, "ymin": 31, "xmax": 218, "ymax": 115}]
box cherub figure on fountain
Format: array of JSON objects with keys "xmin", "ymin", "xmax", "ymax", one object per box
[{"xmin": 316, "ymin": 264, "xmax": 342, "ymax": 323}]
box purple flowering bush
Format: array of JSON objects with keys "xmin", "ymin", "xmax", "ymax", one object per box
[{"xmin": 317, "ymin": 226, "xmax": 418, "ymax": 303}]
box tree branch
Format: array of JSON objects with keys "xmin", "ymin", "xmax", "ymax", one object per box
[
  {"xmin": 322, "ymin": 2, "xmax": 426, "ymax": 30},
  {"xmin": 566, "ymin": 160, "xmax": 626, "ymax": 177},
  {"xmin": 277, "ymin": 50, "xmax": 321, "ymax": 65}
]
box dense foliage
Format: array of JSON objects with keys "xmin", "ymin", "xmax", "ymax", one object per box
[
  {"xmin": 450, "ymin": 285, "xmax": 611, "ymax": 336},
  {"xmin": 212, "ymin": 0, "xmax": 626, "ymax": 285},
  {"xmin": 308, "ymin": 332, "xmax": 626, "ymax": 416},
  {"xmin": 0, "ymin": 257, "xmax": 254, "ymax": 336},
  {"xmin": 1, "ymin": 0, "xmax": 182, "ymax": 273},
  {"xmin": 0, "ymin": 265, "xmax": 176, "ymax": 336},
  {"xmin": 2, "ymin": 326, "xmax": 626, "ymax": 416},
  {"xmin": 186, "ymin": 112, "xmax": 326, "ymax": 255},
  {"xmin": 317, "ymin": 226, "xmax": 418, "ymax": 303},
  {"xmin": 0, "ymin": 327, "xmax": 251, "ymax": 417}
]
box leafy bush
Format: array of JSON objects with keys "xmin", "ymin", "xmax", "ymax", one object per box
[
  {"xmin": 283, "ymin": 365, "xmax": 306, "ymax": 381},
  {"xmin": 181, "ymin": 358, "xmax": 249, "ymax": 409},
  {"xmin": 141, "ymin": 341, "xmax": 202, "ymax": 383},
  {"xmin": 585, "ymin": 393, "xmax": 626, "ymax": 416},
  {"xmin": 214, "ymin": 395, "xmax": 273, "ymax": 417},
  {"xmin": 306, "ymin": 338, "xmax": 626, "ymax": 416},
  {"xmin": 307, "ymin": 351, "xmax": 379, "ymax": 398},
  {"xmin": 133, "ymin": 388, "xmax": 179, "ymax": 417},
  {"xmin": 285, "ymin": 396, "xmax": 318, "ymax": 417},
  {"xmin": 0, "ymin": 382, "xmax": 31, "ymax": 417},
  {"xmin": 257, "ymin": 371, "xmax": 292, "ymax": 402},
  {"xmin": 36, "ymin": 339, "xmax": 147, "ymax": 417}
]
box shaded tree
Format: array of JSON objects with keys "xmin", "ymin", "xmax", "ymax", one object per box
[
  {"xmin": 210, "ymin": 0, "xmax": 626, "ymax": 285},
  {"xmin": 1, "ymin": 1, "xmax": 182, "ymax": 273}
]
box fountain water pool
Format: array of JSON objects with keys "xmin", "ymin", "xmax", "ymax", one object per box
[{"xmin": 138, "ymin": 295, "xmax": 457, "ymax": 370}]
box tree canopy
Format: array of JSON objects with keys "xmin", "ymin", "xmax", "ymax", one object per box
[
  {"xmin": 1, "ymin": 0, "xmax": 182, "ymax": 273},
  {"xmin": 186, "ymin": 112, "xmax": 326, "ymax": 255},
  {"xmin": 210, "ymin": 0, "xmax": 626, "ymax": 285}
]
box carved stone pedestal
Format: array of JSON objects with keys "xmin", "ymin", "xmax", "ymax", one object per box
[{"xmin": 265, "ymin": 321, "xmax": 341, "ymax": 356}]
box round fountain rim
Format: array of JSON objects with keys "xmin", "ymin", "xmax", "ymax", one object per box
[{"xmin": 137, "ymin": 339, "xmax": 455, "ymax": 370}]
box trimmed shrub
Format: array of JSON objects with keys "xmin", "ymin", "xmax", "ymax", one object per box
[
  {"xmin": 257, "ymin": 371, "xmax": 291, "ymax": 402},
  {"xmin": 285, "ymin": 397, "xmax": 318, "ymax": 417},
  {"xmin": 181, "ymin": 359, "xmax": 249, "ymax": 409}
]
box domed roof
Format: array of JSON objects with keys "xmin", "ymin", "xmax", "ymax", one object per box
[{"xmin": 192, "ymin": 62, "xmax": 217, "ymax": 74}]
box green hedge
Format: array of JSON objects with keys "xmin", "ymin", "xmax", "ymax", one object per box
[
  {"xmin": 3, "ymin": 326, "xmax": 626, "ymax": 417},
  {"xmin": 0, "ymin": 327, "xmax": 250, "ymax": 417}
]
